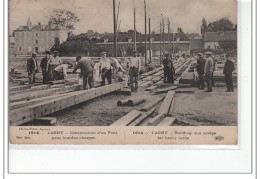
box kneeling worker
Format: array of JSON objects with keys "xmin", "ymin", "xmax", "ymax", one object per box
[
  {"xmin": 73, "ymin": 56, "xmax": 95, "ymax": 90},
  {"xmin": 53, "ymin": 64, "xmax": 68, "ymax": 80},
  {"xmin": 129, "ymin": 51, "xmax": 141, "ymax": 92}
]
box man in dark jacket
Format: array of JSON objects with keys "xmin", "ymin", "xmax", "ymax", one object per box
[
  {"xmin": 27, "ymin": 52, "xmax": 38, "ymax": 85},
  {"xmin": 196, "ymin": 53, "xmax": 206, "ymax": 90},
  {"xmin": 40, "ymin": 51, "xmax": 50, "ymax": 84},
  {"xmin": 163, "ymin": 54, "xmax": 175, "ymax": 83},
  {"xmin": 73, "ymin": 56, "xmax": 95, "ymax": 90},
  {"xmin": 223, "ymin": 54, "xmax": 235, "ymax": 92}
]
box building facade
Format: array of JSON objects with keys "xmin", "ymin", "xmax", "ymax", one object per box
[{"xmin": 13, "ymin": 17, "xmax": 68, "ymax": 55}]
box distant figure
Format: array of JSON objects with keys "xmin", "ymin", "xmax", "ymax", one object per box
[
  {"xmin": 196, "ymin": 53, "xmax": 206, "ymax": 90},
  {"xmin": 73, "ymin": 56, "xmax": 95, "ymax": 90},
  {"xmin": 211, "ymin": 55, "xmax": 216, "ymax": 87},
  {"xmin": 26, "ymin": 52, "xmax": 38, "ymax": 85},
  {"xmin": 54, "ymin": 64, "xmax": 68, "ymax": 80},
  {"xmin": 40, "ymin": 51, "xmax": 50, "ymax": 84},
  {"xmin": 163, "ymin": 54, "xmax": 175, "ymax": 83},
  {"xmin": 204, "ymin": 51, "xmax": 214, "ymax": 92},
  {"xmin": 129, "ymin": 51, "xmax": 141, "ymax": 92},
  {"xmin": 223, "ymin": 54, "xmax": 235, "ymax": 92},
  {"xmin": 99, "ymin": 52, "xmax": 112, "ymax": 86},
  {"xmin": 47, "ymin": 51, "xmax": 62, "ymax": 81}
]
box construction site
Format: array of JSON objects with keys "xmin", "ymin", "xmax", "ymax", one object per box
[{"xmin": 8, "ymin": 0, "xmax": 238, "ymax": 127}]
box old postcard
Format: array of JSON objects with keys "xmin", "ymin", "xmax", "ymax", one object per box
[{"xmin": 9, "ymin": 0, "xmax": 238, "ymax": 145}]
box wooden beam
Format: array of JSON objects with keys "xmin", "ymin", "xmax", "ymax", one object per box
[
  {"xmin": 127, "ymin": 96, "xmax": 147, "ymax": 106},
  {"xmin": 168, "ymin": 98, "xmax": 175, "ymax": 116},
  {"xmin": 157, "ymin": 117, "xmax": 176, "ymax": 126},
  {"xmin": 49, "ymin": 79, "xmax": 66, "ymax": 85},
  {"xmin": 117, "ymin": 98, "xmax": 130, "ymax": 106},
  {"xmin": 36, "ymin": 117, "xmax": 57, "ymax": 125},
  {"xmin": 175, "ymin": 88, "xmax": 195, "ymax": 93},
  {"xmin": 9, "ymin": 85, "xmax": 31, "ymax": 92},
  {"xmin": 145, "ymin": 85, "xmax": 157, "ymax": 91},
  {"xmin": 110, "ymin": 110, "xmax": 142, "ymax": 126},
  {"xmin": 9, "ymin": 85, "xmax": 81, "ymax": 103},
  {"xmin": 128, "ymin": 107, "xmax": 155, "ymax": 126},
  {"xmin": 140, "ymin": 97, "xmax": 164, "ymax": 112},
  {"xmin": 9, "ymin": 82, "xmax": 125, "ymax": 126},
  {"xmin": 9, "ymin": 84, "xmax": 65, "ymax": 95},
  {"xmin": 154, "ymin": 86, "xmax": 177, "ymax": 93},
  {"xmin": 147, "ymin": 113, "xmax": 166, "ymax": 126},
  {"xmin": 158, "ymin": 91, "xmax": 175, "ymax": 114}
]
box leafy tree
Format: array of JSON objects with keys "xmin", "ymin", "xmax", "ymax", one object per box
[
  {"xmin": 48, "ymin": 9, "xmax": 80, "ymax": 33},
  {"xmin": 200, "ymin": 18, "xmax": 208, "ymax": 39},
  {"xmin": 207, "ymin": 17, "xmax": 234, "ymax": 32},
  {"xmin": 51, "ymin": 37, "xmax": 60, "ymax": 52}
]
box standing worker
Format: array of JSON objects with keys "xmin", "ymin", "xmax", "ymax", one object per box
[
  {"xmin": 47, "ymin": 51, "xmax": 62, "ymax": 81},
  {"xmin": 196, "ymin": 53, "xmax": 206, "ymax": 90},
  {"xmin": 73, "ymin": 56, "xmax": 95, "ymax": 90},
  {"xmin": 40, "ymin": 51, "xmax": 50, "ymax": 84},
  {"xmin": 211, "ymin": 55, "xmax": 216, "ymax": 86},
  {"xmin": 204, "ymin": 51, "xmax": 214, "ymax": 92},
  {"xmin": 27, "ymin": 52, "xmax": 38, "ymax": 86},
  {"xmin": 99, "ymin": 52, "xmax": 112, "ymax": 86},
  {"xmin": 163, "ymin": 54, "xmax": 174, "ymax": 83},
  {"xmin": 223, "ymin": 54, "xmax": 235, "ymax": 92},
  {"xmin": 129, "ymin": 51, "xmax": 141, "ymax": 92}
]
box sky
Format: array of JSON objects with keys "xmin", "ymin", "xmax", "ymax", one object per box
[{"xmin": 9, "ymin": 0, "xmax": 237, "ymax": 35}]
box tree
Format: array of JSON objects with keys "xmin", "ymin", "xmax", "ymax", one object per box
[
  {"xmin": 200, "ymin": 18, "xmax": 208, "ymax": 39},
  {"xmin": 177, "ymin": 27, "xmax": 183, "ymax": 33},
  {"xmin": 207, "ymin": 17, "xmax": 234, "ymax": 32},
  {"xmin": 48, "ymin": 9, "xmax": 80, "ymax": 33},
  {"xmin": 51, "ymin": 38, "xmax": 60, "ymax": 52}
]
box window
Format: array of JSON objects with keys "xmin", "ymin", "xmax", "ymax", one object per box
[
  {"xmin": 36, "ymin": 33, "xmax": 38, "ymax": 37},
  {"xmin": 35, "ymin": 40, "xmax": 38, "ymax": 44},
  {"xmin": 207, "ymin": 46, "xmax": 211, "ymax": 49}
]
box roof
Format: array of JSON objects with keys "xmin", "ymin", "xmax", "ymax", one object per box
[
  {"xmin": 204, "ymin": 31, "xmax": 237, "ymax": 42},
  {"xmin": 14, "ymin": 24, "xmax": 66, "ymax": 32},
  {"xmin": 190, "ymin": 39, "xmax": 204, "ymax": 50}
]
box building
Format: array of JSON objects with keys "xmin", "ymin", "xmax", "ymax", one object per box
[
  {"xmin": 204, "ymin": 31, "xmax": 237, "ymax": 50},
  {"xmin": 13, "ymin": 17, "xmax": 68, "ymax": 55},
  {"xmin": 95, "ymin": 32, "xmax": 190, "ymax": 57},
  {"xmin": 189, "ymin": 38, "xmax": 204, "ymax": 55}
]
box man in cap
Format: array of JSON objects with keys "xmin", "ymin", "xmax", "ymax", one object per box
[
  {"xmin": 204, "ymin": 51, "xmax": 214, "ymax": 92},
  {"xmin": 73, "ymin": 56, "xmax": 95, "ymax": 90},
  {"xmin": 223, "ymin": 54, "xmax": 235, "ymax": 92},
  {"xmin": 26, "ymin": 52, "xmax": 38, "ymax": 85},
  {"xmin": 40, "ymin": 51, "xmax": 50, "ymax": 84},
  {"xmin": 99, "ymin": 52, "xmax": 112, "ymax": 86},
  {"xmin": 129, "ymin": 50, "xmax": 142, "ymax": 92},
  {"xmin": 196, "ymin": 52, "xmax": 206, "ymax": 90},
  {"xmin": 47, "ymin": 51, "xmax": 62, "ymax": 81},
  {"xmin": 163, "ymin": 54, "xmax": 175, "ymax": 83}
]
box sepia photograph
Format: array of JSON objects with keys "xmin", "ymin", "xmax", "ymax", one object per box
[{"xmin": 8, "ymin": 0, "xmax": 238, "ymax": 145}]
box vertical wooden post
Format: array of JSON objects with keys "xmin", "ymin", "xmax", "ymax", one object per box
[
  {"xmin": 149, "ymin": 18, "xmax": 152, "ymax": 64},
  {"xmin": 113, "ymin": 0, "xmax": 117, "ymax": 57},
  {"xmin": 162, "ymin": 16, "xmax": 165, "ymax": 58},
  {"xmin": 160, "ymin": 22, "xmax": 162, "ymax": 64},
  {"xmin": 144, "ymin": 0, "xmax": 147, "ymax": 66},
  {"xmin": 168, "ymin": 19, "xmax": 170, "ymax": 55},
  {"xmin": 134, "ymin": 8, "xmax": 137, "ymax": 51}
]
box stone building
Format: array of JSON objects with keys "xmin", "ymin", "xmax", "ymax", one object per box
[{"xmin": 13, "ymin": 17, "xmax": 68, "ymax": 55}]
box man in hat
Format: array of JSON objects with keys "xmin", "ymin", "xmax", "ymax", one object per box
[
  {"xmin": 196, "ymin": 53, "xmax": 206, "ymax": 90},
  {"xmin": 40, "ymin": 51, "xmax": 50, "ymax": 84},
  {"xmin": 163, "ymin": 54, "xmax": 175, "ymax": 83},
  {"xmin": 223, "ymin": 54, "xmax": 235, "ymax": 92},
  {"xmin": 204, "ymin": 51, "xmax": 214, "ymax": 92},
  {"xmin": 129, "ymin": 50, "xmax": 142, "ymax": 92},
  {"xmin": 47, "ymin": 51, "xmax": 62, "ymax": 81},
  {"xmin": 73, "ymin": 56, "xmax": 95, "ymax": 90},
  {"xmin": 99, "ymin": 52, "xmax": 112, "ymax": 86},
  {"xmin": 26, "ymin": 52, "xmax": 38, "ymax": 85}
]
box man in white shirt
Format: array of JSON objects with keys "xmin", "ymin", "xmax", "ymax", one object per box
[
  {"xmin": 54, "ymin": 64, "xmax": 68, "ymax": 80},
  {"xmin": 129, "ymin": 51, "xmax": 141, "ymax": 92},
  {"xmin": 47, "ymin": 51, "xmax": 62, "ymax": 81},
  {"xmin": 204, "ymin": 51, "xmax": 214, "ymax": 92},
  {"xmin": 99, "ymin": 52, "xmax": 112, "ymax": 86}
]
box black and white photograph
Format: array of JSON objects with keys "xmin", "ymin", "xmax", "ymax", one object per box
[{"xmin": 8, "ymin": 0, "xmax": 239, "ymax": 145}]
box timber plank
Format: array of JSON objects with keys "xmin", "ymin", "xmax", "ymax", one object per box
[
  {"xmin": 157, "ymin": 117, "xmax": 176, "ymax": 126},
  {"xmin": 140, "ymin": 97, "xmax": 165, "ymax": 112},
  {"xmin": 9, "ymin": 82, "xmax": 125, "ymax": 126},
  {"xmin": 128, "ymin": 107, "xmax": 156, "ymax": 126},
  {"xmin": 168, "ymin": 99, "xmax": 175, "ymax": 116},
  {"xmin": 110, "ymin": 110, "xmax": 142, "ymax": 126},
  {"xmin": 154, "ymin": 86, "xmax": 177, "ymax": 93},
  {"xmin": 158, "ymin": 91, "xmax": 175, "ymax": 114},
  {"xmin": 147, "ymin": 113, "xmax": 166, "ymax": 126}
]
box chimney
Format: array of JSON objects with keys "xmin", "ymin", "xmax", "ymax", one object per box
[{"xmin": 27, "ymin": 17, "xmax": 32, "ymax": 30}]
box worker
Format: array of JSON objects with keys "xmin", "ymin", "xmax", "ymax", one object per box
[
  {"xmin": 40, "ymin": 51, "xmax": 50, "ymax": 84},
  {"xmin": 26, "ymin": 52, "xmax": 38, "ymax": 86},
  {"xmin": 54, "ymin": 64, "xmax": 68, "ymax": 80},
  {"xmin": 99, "ymin": 52, "xmax": 112, "ymax": 86},
  {"xmin": 204, "ymin": 51, "xmax": 214, "ymax": 92},
  {"xmin": 47, "ymin": 51, "xmax": 62, "ymax": 81},
  {"xmin": 73, "ymin": 56, "xmax": 95, "ymax": 90},
  {"xmin": 196, "ymin": 53, "xmax": 206, "ymax": 90},
  {"xmin": 211, "ymin": 55, "xmax": 216, "ymax": 87},
  {"xmin": 163, "ymin": 54, "xmax": 174, "ymax": 83},
  {"xmin": 223, "ymin": 54, "xmax": 235, "ymax": 92},
  {"xmin": 129, "ymin": 51, "xmax": 141, "ymax": 92}
]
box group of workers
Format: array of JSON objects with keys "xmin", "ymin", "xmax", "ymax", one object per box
[
  {"xmin": 162, "ymin": 54, "xmax": 175, "ymax": 83},
  {"xmin": 26, "ymin": 50, "xmax": 142, "ymax": 92},
  {"xmin": 196, "ymin": 51, "xmax": 235, "ymax": 92}
]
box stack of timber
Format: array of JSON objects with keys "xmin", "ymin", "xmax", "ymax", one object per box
[
  {"xmin": 117, "ymin": 95, "xmax": 147, "ymax": 106},
  {"xmin": 9, "ymin": 82, "xmax": 125, "ymax": 126}
]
